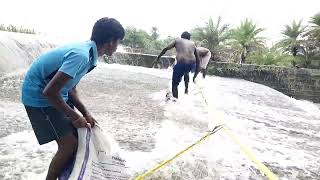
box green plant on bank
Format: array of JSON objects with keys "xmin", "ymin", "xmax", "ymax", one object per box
[
  {"xmin": 228, "ymin": 18, "xmax": 266, "ymax": 64},
  {"xmin": 122, "ymin": 14, "xmax": 320, "ymax": 68},
  {"xmin": 275, "ymin": 16, "xmax": 320, "ymax": 68},
  {"xmin": 122, "ymin": 26, "xmax": 175, "ymax": 55},
  {"xmin": 275, "ymin": 19, "xmax": 307, "ymax": 56},
  {"xmin": 0, "ymin": 24, "xmax": 36, "ymax": 34},
  {"xmin": 191, "ymin": 16, "xmax": 231, "ymax": 61},
  {"xmin": 122, "ymin": 26, "xmax": 150, "ymax": 49},
  {"xmin": 274, "ymin": 19, "xmax": 310, "ymax": 68},
  {"xmin": 307, "ymin": 13, "xmax": 320, "ymax": 42},
  {"xmin": 304, "ymin": 13, "xmax": 320, "ymax": 67},
  {"xmin": 246, "ymin": 49, "xmax": 304, "ymax": 67}
]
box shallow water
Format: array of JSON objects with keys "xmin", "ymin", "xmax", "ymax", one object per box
[{"xmin": 0, "ymin": 63, "xmax": 319, "ymax": 180}]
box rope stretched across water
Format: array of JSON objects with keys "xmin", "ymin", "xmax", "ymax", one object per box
[
  {"xmin": 135, "ymin": 81, "xmax": 279, "ymax": 180},
  {"xmin": 194, "ymin": 82, "xmax": 279, "ymax": 180},
  {"xmin": 135, "ymin": 125, "xmax": 223, "ymax": 180}
]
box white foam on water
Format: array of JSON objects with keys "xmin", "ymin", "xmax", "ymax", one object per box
[
  {"xmin": 1, "ymin": 64, "xmax": 319, "ymax": 179},
  {"xmin": 0, "ymin": 130, "xmax": 56, "ymax": 180}
]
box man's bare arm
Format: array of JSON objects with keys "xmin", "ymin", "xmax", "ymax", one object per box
[
  {"xmin": 193, "ymin": 48, "xmax": 201, "ymax": 82},
  {"xmin": 68, "ymin": 86, "xmax": 89, "ymax": 117},
  {"xmin": 156, "ymin": 40, "xmax": 175, "ymax": 60},
  {"xmin": 43, "ymin": 71, "xmax": 81, "ymax": 121},
  {"xmin": 69, "ymin": 86, "xmax": 96, "ymax": 127}
]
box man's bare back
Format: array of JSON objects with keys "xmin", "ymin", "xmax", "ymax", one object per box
[{"xmin": 175, "ymin": 38, "xmax": 197, "ymax": 64}]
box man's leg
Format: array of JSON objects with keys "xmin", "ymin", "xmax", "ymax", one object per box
[
  {"xmin": 46, "ymin": 133, "xmax": 78, "ymax": 180},
  {"xmin": 172, "ymin": 63, "xmax": 184, "ymax": 99},
  {"xmin": 201, "ymin": 52, "xmax": 211, "ymax": 79},
  {"xmin": 24, "ymin": 105, "xmax": 78, "ymax": 180},
  {"xmin": 172, "ymin": 84, "xmax": 178, "ymax": 99},
  {"xmin": 201, "ymin": 68, "xmax": 208, "ymax": 79},
  {"xmin": 184, "ymin": 72, "xmax": 189, "ymax": 94}
]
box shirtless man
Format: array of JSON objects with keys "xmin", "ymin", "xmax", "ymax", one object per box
[{"xmin": 154, "ymin": 31, "xmax": 200, "ymax": 99}]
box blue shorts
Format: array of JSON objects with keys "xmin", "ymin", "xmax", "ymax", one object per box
[{"xmin": 172, "ymin": 62, "xmax": 196, "ymax": 86}]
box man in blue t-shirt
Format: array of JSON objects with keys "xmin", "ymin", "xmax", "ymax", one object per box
[{"xmin": 21, "ymin": 17, "xmax": 125, "ymax": 180}]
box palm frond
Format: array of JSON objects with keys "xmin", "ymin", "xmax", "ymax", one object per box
[{"xmin": 191, "ymin": 16, "xmax": 231, "ymax": 51}]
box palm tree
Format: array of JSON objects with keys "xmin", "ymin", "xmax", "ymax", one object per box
[
  {"xmin": 304, "ymin": 13, "xmax": 320, "ymax": 67},
  {"xmin": 191, "ymin": 17, "xmax": 231, "ymax": 57},
  {"xmin": 230, "ymin": 18, "xmax": 265, "ymax": 63},
  {"xmin": 308, "ymin": 13, "xmax": 320, "ymax": 41},
  {"xmin": 276, "ymin": 20, "xmax": 307, "ymax": 56},
  {"xmin": 306, "ymin": 13, "xmax": 320, "ymax": 51}
]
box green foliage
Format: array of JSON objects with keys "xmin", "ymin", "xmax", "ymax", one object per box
[
  {"xmin": 282, "ymin": 20, "xmax": 306, "ymax": 39},
  {"xmin": 119, "ymin": 14, "xmax": 319, "ymax": 68},
  {"xmin": 309, "ymin": 13, "xmax": 320, "ymax": 41},
  {"xmin": 122, "ymin": 26, "xmax": 175, "ymax": 55},
  {"xmin": 230, "ymin": 18, "xmax": 265, "ymax": 48},
  {"xmin": 305, "ymin": 13, "xmax": 320, "ymax": 54},
  {"xmin": 229, "ymin": 18, "xmax": 266, "ymax": 63},
  {"xmin": 0, "ymin": 24, "xmax": 36, "ymax": 34},
  {"xmin": 122, "ymin": 26, "xmax": 150, "ymax": 49},
  {"xmin": 151, "ymin": 27, "xmax": 160, "ymax": 40},
  {"xmin": 247, "ymin": 49, "xmax": 302, "ymax": 67},
  {"xmin": 191, "ymin": 17, "xmax": 231, "ymax": 52},
  {"xmin": 275, "ymin": 19, "xmax": 306, "ymax": 56},
  {"xmin": 274, "ymin": 17, "xmax": 320, "ymax": 68}
]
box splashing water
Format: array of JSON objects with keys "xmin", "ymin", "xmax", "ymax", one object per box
[{"xmin": 0, "ymin": 63, "xmax": 319, "ymax": 180}]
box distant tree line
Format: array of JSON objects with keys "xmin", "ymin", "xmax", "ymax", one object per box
[
  {"xmin": 122, "ymin": 13, "xmax": 320, "ymax": 69},
  {"xmin": 122, "ymin": 26, "xmax": 175, "ymax": 55},
  {"xmin": 0, "ymin": 24, "xmax": 36, "ymax": 34}
]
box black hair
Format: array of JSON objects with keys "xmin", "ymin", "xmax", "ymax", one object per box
[
  {"xmin": 90, "ymin": 17, "xmax": 125, "ymax": 46},
  {"xmin": 181, "ymin": 31, "xmax": 191, "ymax": 40}
]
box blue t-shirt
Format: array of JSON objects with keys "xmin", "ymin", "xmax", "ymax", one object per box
[{"xmin": 22, "ymin": 41, "xmax": 98, "ymax": 107}]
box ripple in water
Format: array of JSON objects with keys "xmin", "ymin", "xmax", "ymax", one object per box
[{"xmin": 0, "ymin": 64, "xmax": 319, "ymax": 180}]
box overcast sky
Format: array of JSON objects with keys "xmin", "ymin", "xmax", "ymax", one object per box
[{"xmin": 1, "ymin": 0, "xmax": 319, "ymax": 45}]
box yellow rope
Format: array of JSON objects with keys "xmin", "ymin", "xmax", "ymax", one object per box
[
  {"xmin": 195, "ymin": 83, "xmax": 278, "ymax": 180},
  {"xmin": 135, "ymin": 81, "xmax": 279, "ymax": 180},
  {"xmin": 222, "ymin": 127, "xmax": 279, "ymax": 180},
  {"xmin": 135, "ymin": 126, "xmax": 223, "ymax": 180}
]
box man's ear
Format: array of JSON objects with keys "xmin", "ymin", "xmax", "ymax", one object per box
[
  {"xmin": 105, "ymin": 41, "xmax": 112, "ymax": 47},
  {"xmin": 110, "ymin": 40, "xmax": 118, "ymax": 46},
  {"xmin": 103, "ymin": 41, "xmax": 113, "ymax": 50}
]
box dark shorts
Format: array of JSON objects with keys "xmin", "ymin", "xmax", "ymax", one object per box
[
  {"xmin": 172, "ymin": 62, "xmax": 196, "ymax": 86},
  {"xmin": 25, "ymin": 106, "xmax": 77, "ymax": 145}
]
